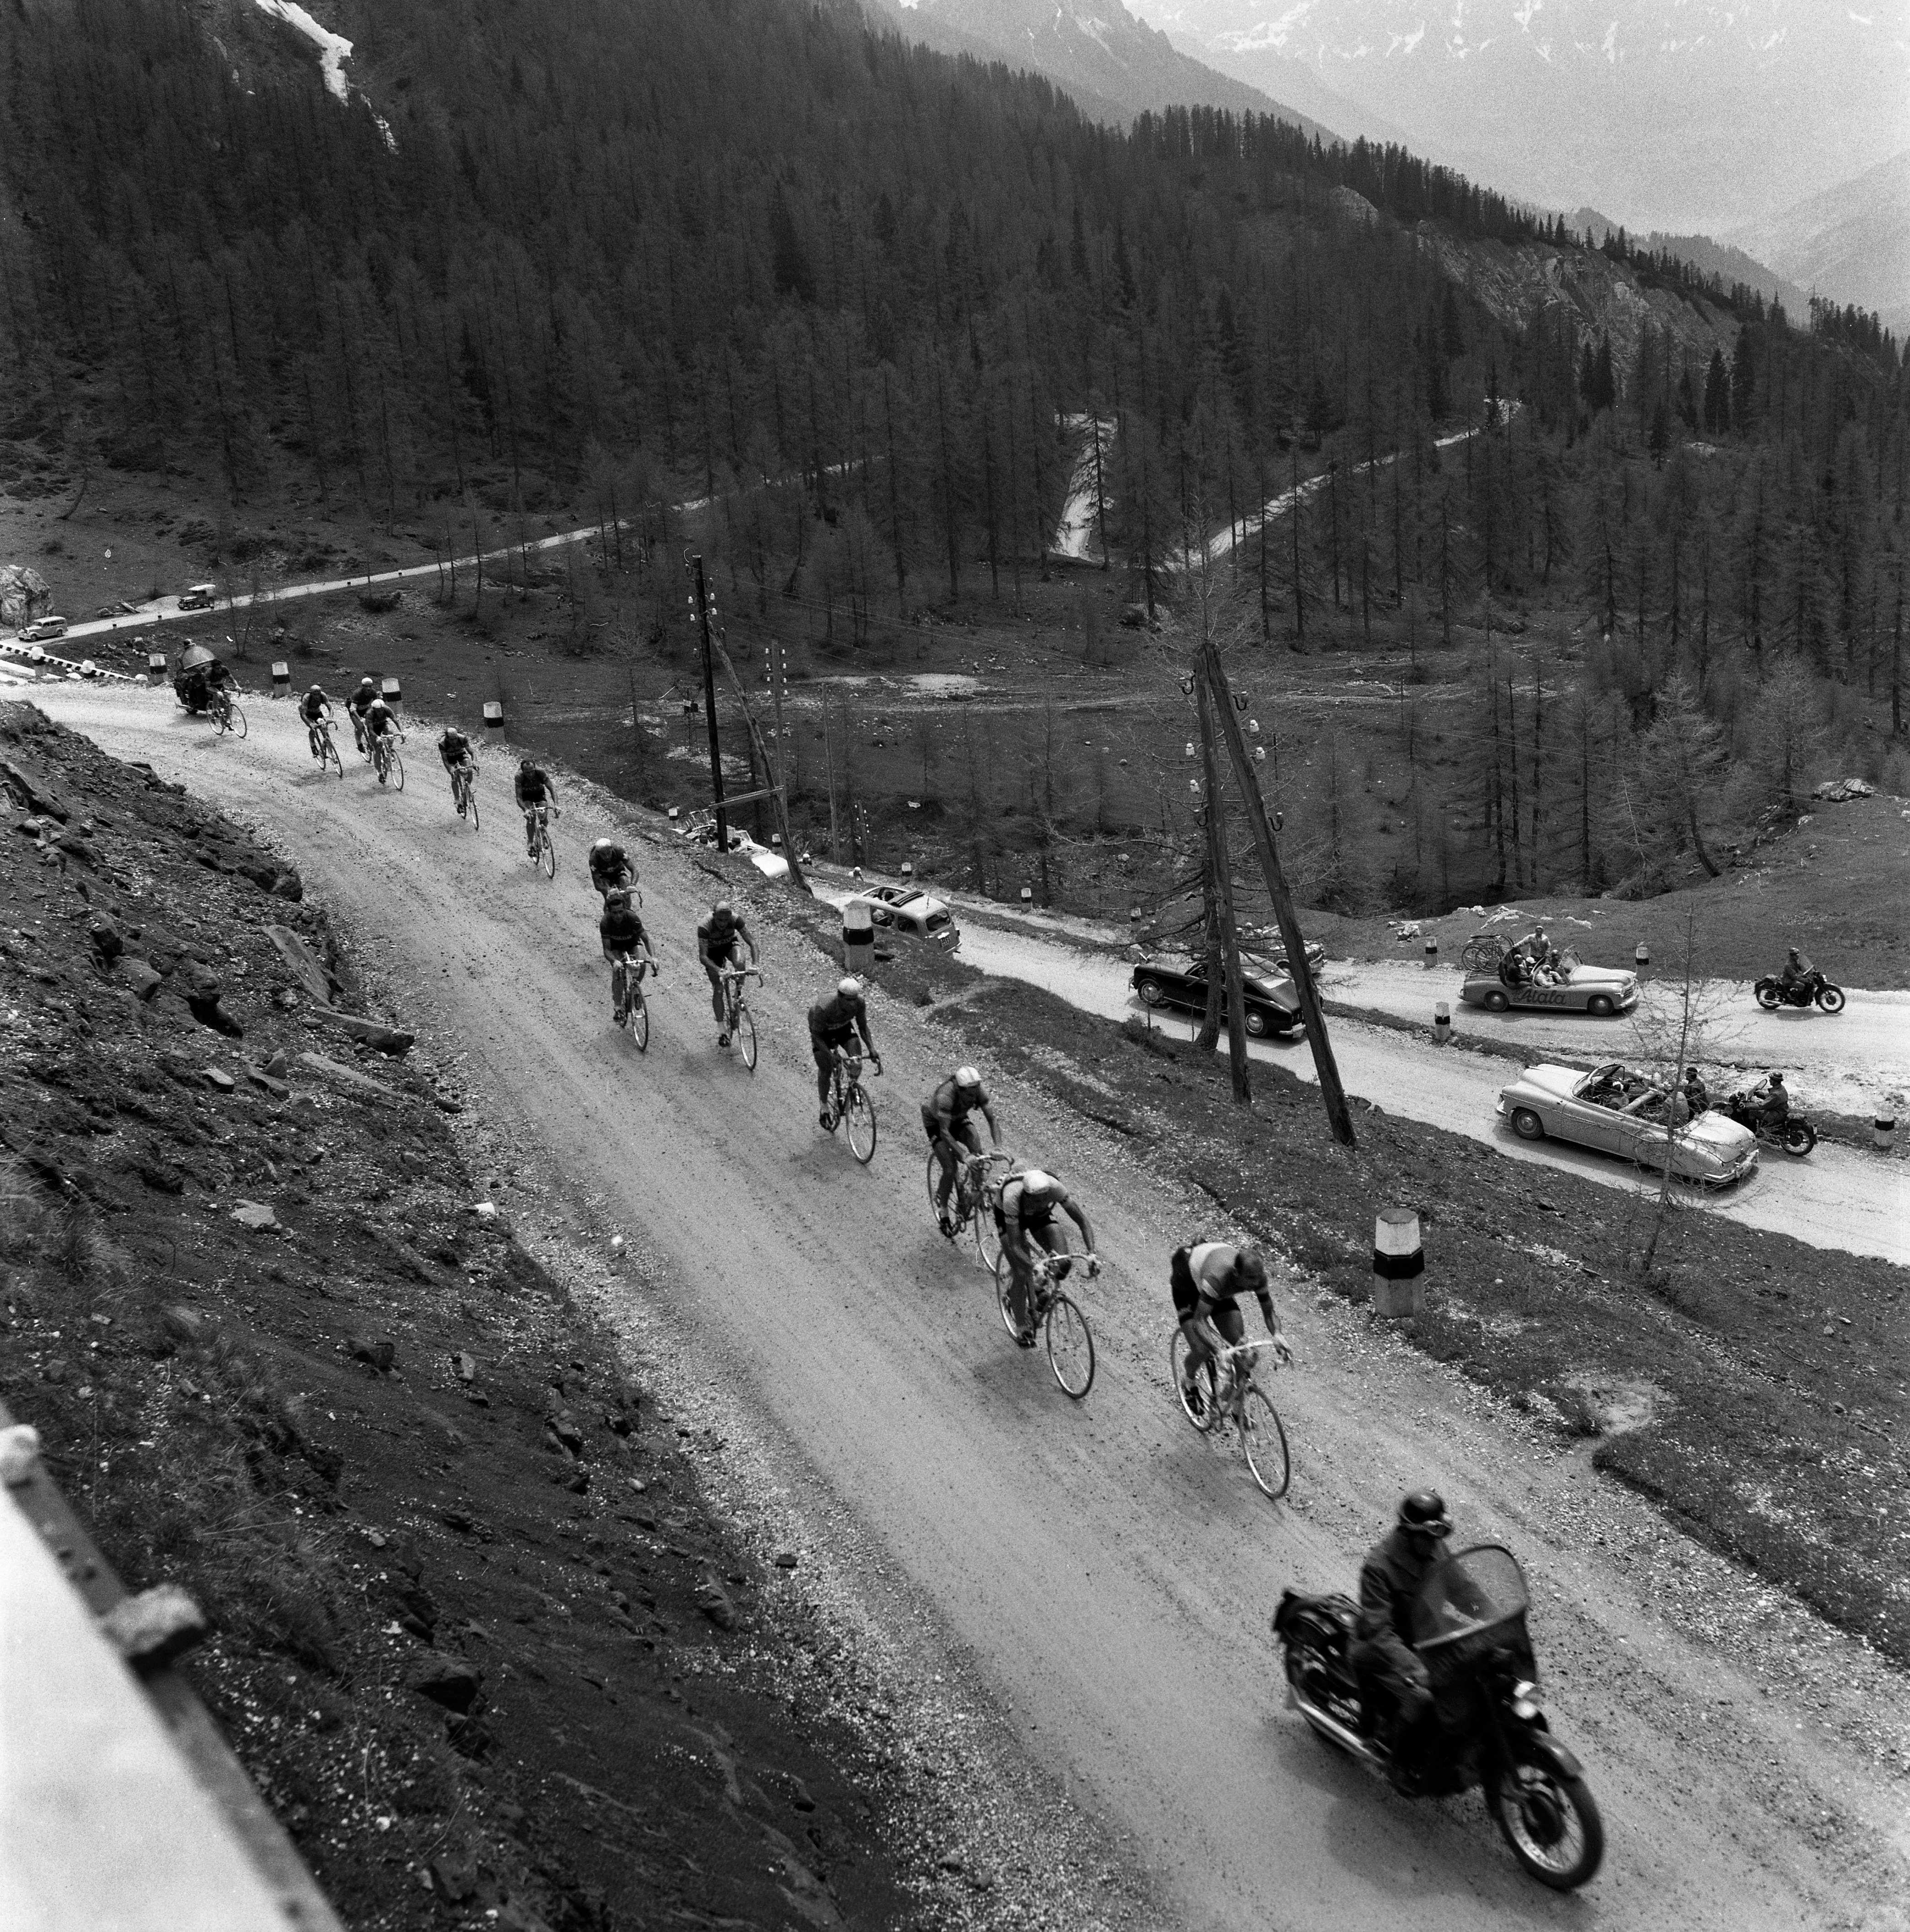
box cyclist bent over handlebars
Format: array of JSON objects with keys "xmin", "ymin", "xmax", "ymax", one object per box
[
  {"xmin": 922, "ymin": 1066, "xmax": 1000, "ymax": 1237},
  {"xmin": 696, "ymin": 901, "xmax": 758, "ymax": 1047},
  {"xmin": 1170, "ymin": 1242, "xmax": 1288, "ymax": 1417}
]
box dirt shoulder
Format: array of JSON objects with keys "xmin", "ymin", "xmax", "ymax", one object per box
[
  {"xmin": 0, "ymin": 703, "xmax": 936, "ymax": 1931},
  {"xmin": 829, "ymin": 940, "xmax": 1910, "ymax": 1670}
]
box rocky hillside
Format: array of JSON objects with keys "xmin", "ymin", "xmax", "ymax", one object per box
[{"xmin": 0, "ymin": 701, "xmax": 928, "ymax": 1930}]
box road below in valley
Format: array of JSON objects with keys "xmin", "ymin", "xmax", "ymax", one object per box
[{"xmin": 30, "ymin": 683, "xmax": 1910, "ymax": 1932}]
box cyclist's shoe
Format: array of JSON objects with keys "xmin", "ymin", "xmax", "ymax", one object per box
[
  {"xmin": 1015, "ymin": 1325, "xmax": 1038, "ymax": 1350},
  {"xmin": 717, "ymin": 1031, "xmax": 730, "ymax": 1049},
  {"xmin": 1182, "ymin": 1377, "xmax": 1206, "ymax": 1418},
  {"xmin": 819, "ymin": 1110, "xmax": 834, "ymax": 1130},
  {"xmin": 938, "ymin": 1213, "xmax": 956, "ymax": 1239}
]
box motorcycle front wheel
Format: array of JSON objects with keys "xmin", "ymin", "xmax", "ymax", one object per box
[
  {"xmin": 1815, "ymin": 983, "xmax": 1846, "ymax": 1014},
  {"xmin": 1491, "ymin": 1753, "xmax": 1604, "ymax": 1890}
]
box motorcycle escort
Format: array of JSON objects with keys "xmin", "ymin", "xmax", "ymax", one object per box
[
  {"xmin": 1753, "ymin": 972, "xmax": 1845, "ymax": 1014},
  {"xmin": 1273, "ymin": 1543, "xmax": 1604, "ymax": 1890},
  {"xmin": 1716, "ymin": 1089, "xmax": 1817, "ymax": 1156}
]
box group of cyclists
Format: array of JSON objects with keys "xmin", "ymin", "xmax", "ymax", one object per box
[{"xmin": 297, "ymin": 678, "xmax": 407, "ymax": 780}]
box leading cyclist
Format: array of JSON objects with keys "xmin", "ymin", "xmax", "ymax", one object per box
[
  {"xmin": 438, "ymin": 724, "xmax": 476, "ymax": 813},
  {"xmin": 346, "ymin": 676, "xmax": 379, "ymax": 753},
  {"xmin": 297, "ymin": 684, "xmax": 335, "ymax": 763},
  {"xmin": 996, "ymin": 1168, "xmax": 1098, "ymax": 1347},
  {"xmin": 1170, "ymin": 1241, "xmax": 1289, "ymax": 1416},
  {"xmin": 922, "ymin": 1065, "xmax": 1001, "ymax": 1237},
  {"xmin": 513, "ymin": 756, "xmax": 560, "ymax": 857},
  {"xmin": 696, "ymin": 901, "xmax": 759, "ymax": 1047},
  {"xmin": 364, "ymin": 694, "xmax": 403, "ymax": 779},
  {"xmin": 599, "ymin": 888, "xmax": 656, "ymax": 1021},
  {"xmin": 807, "ymin": 976, "xmax": 879, "ymax": 1127}
]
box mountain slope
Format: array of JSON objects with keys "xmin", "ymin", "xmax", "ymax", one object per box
[
  {"xmin": 882, "ymin": 0, "xmax": 1336, "ymax": 133},
  {"xmin": 1131, "ymin": 0, "xmax": 1910, "ymax": 233},
  {"xmin": 1730, "ymin": 150, "xmax": 1910, "ymax": 336}
]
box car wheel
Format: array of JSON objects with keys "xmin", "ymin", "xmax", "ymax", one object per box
[
  {"xmin": 1244, "ymin": 1007, "xmax": 1268, "ymax": 1037},
  {"xmin": 1509, "ymin": 1107, "xmax": 1546, "ymax": 1142},
  {"xmin": 1483, "ymin": 989, "xmax": 1511, "ymax": 1013},
  {"xmin": 1136, "ymin": 978, "xmax": 1165, "ymax": 1008},
  {"xmin": 1586, "ymin": 995, "xmax": 1614, "ymax": 1018}
]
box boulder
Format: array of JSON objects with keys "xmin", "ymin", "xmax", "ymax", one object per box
[
  {"xmin": 115, "ymin": 956, "xmax": 163, "ymax": 1001},
  {"xmin": 408, "ymin": 1652, "xmax": 483, "ymax": 1713},
  {"xmin": 265, "ymin": 924, "xmax": 340, "ymax": 1004},
  {"xmin": 312, "ymin": 1005, "xmax": 414, "ymax": 1055},
  {"xmin": 0, "ymin": 564, "xmax": 52, "ymax": 630}
]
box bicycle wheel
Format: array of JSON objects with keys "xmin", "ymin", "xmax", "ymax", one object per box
[
  {"xmin": 1169, "ymin": 1332, "xmax": 1219, "ymax": 1433},
  {"xmin": 844, "ymin": 1083, "xmax": 877, "ymax": 1164},
  {"xmin": 467, "ymin": 780, "xmax": 480, "ymax": 828},
  {"xmin": 1045, "ymin": 1292, "xmax": 1095, "ymax": 1399},
  {"xmin": 389, "ymin": 747, "xmax": 404, "ymax": 791},
  {"xmin": 539, "ymin": 824, "xmax": 557, "ymax": 879},
  {"xmin": 992, "ymin": 1252, "xmax": 1022, "ymax": 1340},
  {"xmin": 973, "ymin": 1198, "xmax": 1002, "ymax": 1275},
  {"xmin": 924, "ymin": 1149, "xmax": 943, "ymax": 1223},
  {"xmin": 324, "ymin": 733, "xmax": 344, "ymax": 776},
  {"xmin": 1239, "ymin": 1384, "xmax": 1291, "ymax": 1499},
  {"xmin": 625, "ymin": 988, "xmax": 649, "ymax": 1053},
  {"xmin": 737, "ymin": 1001, "xmax": 757, "ymax": 1070}
]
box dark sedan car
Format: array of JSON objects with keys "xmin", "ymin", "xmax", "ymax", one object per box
[{"xmin": 1131, "ymin": 954, "xmax": 1300, "ymax": 1037}]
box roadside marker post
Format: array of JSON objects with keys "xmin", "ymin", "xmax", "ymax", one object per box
[
  {"xmin": 1372, "ymin": 1209, "xmax": 1424, "ymax": 1318},
  {"xmin": 1433, "ymin": 1002, "xmax": 1451, "ymax": 1044},
  {"xmin": 482, "ymin": 700, "xmax": 504, "ymax": 730},
  {"xmin": 271, "ymin": 662, "xmax": 289, "ymax": 695},
  {"xmin": 1635, "ymin": 942, "xmax": 1650, "ymax": 972},
  {"xmin": 147, "ymin": 651, "xmax": 167, "ymax": 682},
  {"xmin": 380, "ymin": 676, "xmax": 402, "ymax": 705},
  {"xmin": 1876, "ymin": 1116, "xmax": 1897, "ymax": 1151},
  {"xmin": 1424, "ymin": 935, "xmax": 1439, "ymax": 966},
  {"xmin": 842, "ymin": 897, "xmax": 875, "ymax": 976}
]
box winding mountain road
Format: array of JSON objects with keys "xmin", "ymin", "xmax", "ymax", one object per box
[{"xmin": 30, "ymin": 684, "xmax": 1910, "ymax": 1932}]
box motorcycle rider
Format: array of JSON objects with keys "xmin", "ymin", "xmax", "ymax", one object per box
[
  {"xmin": 1351, "ymin": 1489, "xmax": 1454, "ymax": 1785},
  {"xmin": 1746, "ymin": 1069, "xmax": 1790, "ymax": 1139},
  {"xmin": 1777, "ymin": 947, "xmax": 1816, "ymax": 996}
]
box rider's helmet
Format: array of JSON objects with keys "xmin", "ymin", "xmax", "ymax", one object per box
[
  {"xmin": 1397, "ymin": 1490, "xmax": 1453, "ymax": 1539},
  {"xmin": 1787, "ymin": 946, "xmax": 1802, "ymax": 961},
  {"xmin": 712, "ymin": 900, "xmax": 734, "ymax": 924},
  {"xmin": 359, "ymin": 676, "xmax": 375, "ymax": 689},
  {"xmin": 591, "ymin": 837, "xmax": 612, "ymax": 855},
  {"xmin": 837, "ymin": 976, "xmax": 861, "ymax": 999},
  {"xmin": 954, "ymin": 1065, "xmax": 982, "ymax": 1090},
  {"xmin": 605, "ymin": 887, "xmax": 631, "ymax": 909},
  {"xmin": 1232, "ymin": 1249, "xmax": 1268, "ymax": 1294},
  {"xmin": 1019, "ymin": 1168, "xmax": 1056, "ymax": 1197},
  {"xmin": 307, "ymin": 683, "xmax": 323, "ymax": 695}
]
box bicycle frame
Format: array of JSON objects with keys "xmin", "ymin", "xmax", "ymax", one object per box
[
  {"xmin": 954, "ymin": 1148, "xmax": 1014, "ymax": 1218},
  {"xmin": 1210, "ymin": 1337, "xmax": 1281, "ymax": 1417}
]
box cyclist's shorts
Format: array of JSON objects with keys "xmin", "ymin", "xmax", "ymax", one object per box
[
  {"xmin": 704, "ymin": 941, "xmax": 743, "ymax": 977},
  {"xmin": 1170, "ymin": 1246, "xmax": 1238, "ymax": 1320},
  {"xmin": 812, "ymin": 1026, "xmax": 855, "ymax": 1063},
  {"xmin": 922, "ymin": 1110, "xmax": 981, "ymax": 1151}
]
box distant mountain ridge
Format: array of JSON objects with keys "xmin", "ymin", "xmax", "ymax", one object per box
[
  {"xmin": 1730, "ymin": 151, "xmax": 1910, "ymax": 338},
  {"xmin": 878, "ymin": 0, "xmax": 1337, "ymax": 134},
  {"xmin": 1129, "ymin": 0, "xmax": 1910, "ymax": 236}
]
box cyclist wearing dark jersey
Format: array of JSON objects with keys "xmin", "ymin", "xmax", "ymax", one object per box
[
  {"xmin": 922, "ymin": 1066, "xmax": 1001, "ymax": 1235},
  {"xmin": 807, "ymin": 977, "xmax": 879, "ymax": 1127},
  {"xmin": 696, "ymin": 901, "xmax": 758, "ymax": 1044},
  {"xmin": 513, "ymin": 758, "xmax": 559, "ymax": 856},
  {"xmin": 598, "ymin": 889, "xmax": 655, "ymax": 1019},
  {"xmin": 346, "ymin": 677, "xmax": 378, "ymax": 751},
  {"xmin": 298, "ymin": 685, "xmax": 335, "ymax": 760},
  {"xmin": 1170, "ymin": 1241, "xmax": 1288, "ymax": 1415},
  {"xmin": 996, "ymin": 1168, "xmax": 1098, "ymax": 1346},
  {"xmin": 589, "ymin": 837, "xmax": 636, "ymax": 898}
]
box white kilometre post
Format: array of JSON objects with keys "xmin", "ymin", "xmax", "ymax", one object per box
[
  {"xmin": 482, "ymin": 700, "xmax": 504, "ymax": 732},
  {"xmin": 1433, "ymin": 1003, "xmax": 1451, "ymax": 1045},
  {"xmin": 842, "ymin": 897, "xmax": 875, "ymax": 976},
  {"xmin": 271, "ymin": 661, "xmax": 289, "ymax": 695},
  {"xmin": 1372, "ymin": 1209, "xmax": 1424, "ymax": 1318}
]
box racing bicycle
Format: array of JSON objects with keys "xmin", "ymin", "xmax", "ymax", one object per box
[
  {"xmin": 822, "ymin": 1045, "xmax": 880, "ymax": 1163},
  {"xmin": 610, "ymin": 950, "xmax": 654, "ymax": 1052},
  {"xmin": 307, "ymin": 716, "xmax": 343, "ymax": 777},
  {"xmin": 449, "ymin": 756, "xmax": 480, "ymax": 825},
  {"xmin": 995, "ymin": 1248, "xmax": 1097, "ymax": 1398},
  {"xmin": 925, "ymin": 1146, "xmax": 1016, "ymax": 1270},
  {"xmin": 1170, "ymin": 1333, "xmax": 1291, "ymax": 1498},
  {"xmin": 209, "ymin": 686, "xmax": 247, "ymax": 739},
  {"xmin": 525, "ymin": 803, "xmax": 558, "ymax": 878},
  {"xmin": 370, "ymin": 730, "xmax": 405, "ymax": 789},
  {"xmin": 718, "ymin": 966, "xmax": 761, "ymax": 1069}
]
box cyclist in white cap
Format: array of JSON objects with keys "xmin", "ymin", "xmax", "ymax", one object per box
[
  {"xmin": 806, "ymin": 976, "xmax": 880, "ymax": 1127},
  {"xmin": 922, "ymin": 1065, "xmax": 1001, "ymax": 1237}
]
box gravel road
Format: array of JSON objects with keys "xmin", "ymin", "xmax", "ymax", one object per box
[
  {"xmin": 951, "ymin": 926, "xmax": 1910, "ymax": 1267},
  {"xmin": 35, "ymin": 685, "xmax": 1910, "ymax": 1932}
]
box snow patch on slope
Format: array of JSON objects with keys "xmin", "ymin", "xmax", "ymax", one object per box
[{"xmin": 253, "ymin": 0, "xmax": 395, "ymax": 148}]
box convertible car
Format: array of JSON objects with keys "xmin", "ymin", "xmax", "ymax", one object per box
[
  {"xmin": 1498, "ymin": 1062, "xmax": 1758, "ymax": 1186},
  {"xmin": 1461, "ymin": 961, "xmax": 1639, "ymax": 1017},
  {"xmin": 1131, "ymin": 955, "xmax": 1300, "ymax": 1037}
]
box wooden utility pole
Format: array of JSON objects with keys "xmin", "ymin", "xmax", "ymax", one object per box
[
  {"xmin": 707, "ymin": 633, "xmax": 810, "ymax": 895},
  {"xmin": 689, "ymin": 553, "xmax": 727, "ymax": 848},
  {"xmin": 1195, "ymin": 657, "xmax": 1251, "ymax": 1101},
  {"xmin": 1204, "ymin": 636, "xmax": 1356, "ymax": 1147}
]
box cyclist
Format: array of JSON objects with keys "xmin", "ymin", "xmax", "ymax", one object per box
[
  {"xmin": 923, "ymin": 1066, "xmax": 1001, "ymax": 1237},
  {"xmin": 364, "ymin": 694, "xmax": 403, "ymax": 778},
  {"xmin": 589, "ymin": 836, "xmax": 637, "ymax": 899},
  {"xmin": 513, "ymin": 756, "xmax": 559, "ymax": 858},
  {"xmin": 1171, "ymin": 1241, "xmax": 1289, "ymax": 1417},
  {"xmin": 996, "ymin": 1168, "xmax": 1097, "ymax": 1347},
  {"xmin": 346, "ymin": 677, "xmax": 379, "ymax": 753},
  {"xmin": 297, "ymin": 684, "xmax": 335, "ymax": 762},
  {"xmin": 696, "ymin": 901, "xmax": 758, "ymax": 1046},
  {"xmin": 807, "ymin": 976, "xmax": 879, "ymax": 1128},
  {"xmin": 598, "ymin": 887, "xmax": 656, "ymax": 1020},
  {"xmin": 438, "ymin": 725, "xmax": 476, "ymax": 813}
]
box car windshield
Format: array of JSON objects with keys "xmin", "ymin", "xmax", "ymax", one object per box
[{"xmin": 925, "ymin": 911, "xmax": 951, "ymax": 930}]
